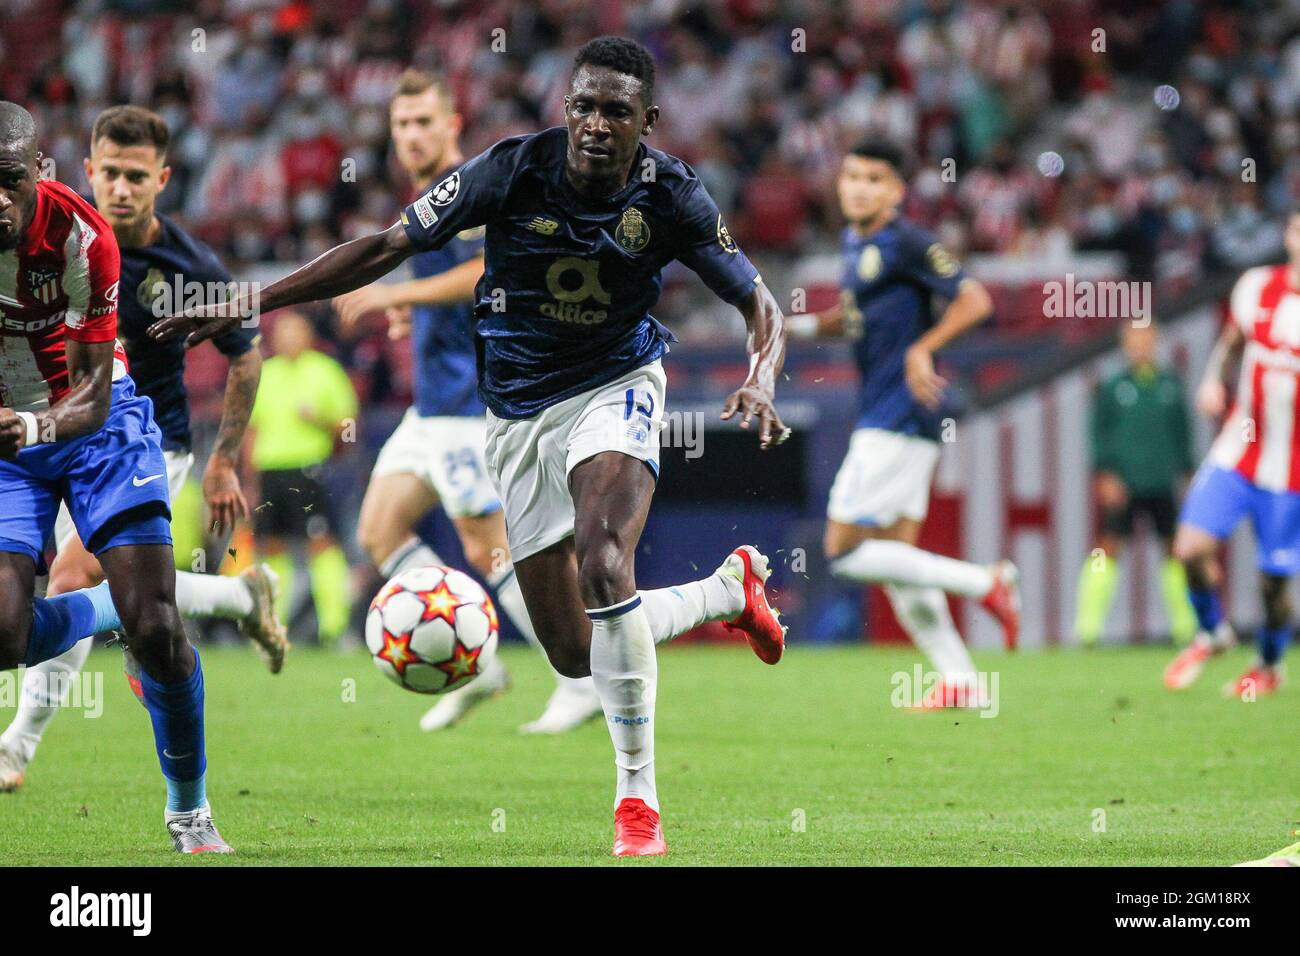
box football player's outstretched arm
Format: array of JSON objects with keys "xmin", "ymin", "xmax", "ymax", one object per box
[
  {"xmin": 785, "ymin": 301, "xmax": 857, "ymax": 339},
  {"xmin": 1196, "ymin": 322, "xmax": 1244, "ymax": 419},
  {"xmin": 720, "ymin": 281, "xmax": 789, "ymax": 450},
  {"xmin": 150, "ymin": 222, "xmax": 418, "ymax": 347},
  {"xmin": 0, "ymin": 339, "xmax": 115, "ymax": 458}
]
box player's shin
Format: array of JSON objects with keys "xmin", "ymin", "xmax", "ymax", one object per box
[
  {"xmin": 22, "ymin": 581, "xmax": 119, "ymax": 667},
  {"xmin": 587, "ymin": 596, "xmax": 658, "ymax": 810},
  {"xmin": 885, "ymin": 584, "xmax": 978, "ymax": 685},
  {"xmin": 1074, "ymin": 553, "xmax": 1118, "ymax": 644},
  {"xmin": 138, "ymin": 643, "xmax": 207, "ymax": 813},
  {"xmin": 637, "ymin": 573, "xmax": 742, "ymax": 644},
  {"xmin": 491, "ymin": 564, "xmax": 588, "ymax": 690},
  {"xmin": 379, "ymin": 539, "xmax": 444, "ymax": 578},
  {"xmin": 0, "ymin": 638, "xmax": 94, "ymax": 764},
  {"xmin": 1258, "ymin": 625, "xmax": 1291, "ymax": 667},
  {"xmin": 831, "ymin": 539, "xmax": 994, "ymax": 598},
  {"xmin": 173, "ymin": 571, "xmax": 254, "ymax": 619}
]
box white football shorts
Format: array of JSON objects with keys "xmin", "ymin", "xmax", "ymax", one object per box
[
  {"xmin": 827, "ymin": 427, "xmax": 940, "ymax": 527},
  {"xmin": 371, "ymin": 409, "xmax": 501, "ymax": 520},
  {"xmin": 484, "ymin": 360, "xmax": 667, "ymax": 561}
]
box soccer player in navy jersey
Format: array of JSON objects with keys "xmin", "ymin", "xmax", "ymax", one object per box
[
  {"xmin": 0, "ymin": 106, "xmax": 287, "ymax": 795},
  {"xmin": 332, "ymin": 70, "xmax": 602, "ymax": 735},
  {"xmin": 153, "ymin": 36, "xmax": 787, "ymax": 856},
  {"xmin": 0, "ymin": 101, "xmax": 231, "ymax": 852},
  {"xmin": 787, "ymin": 140, "xmax": 1020, "ymax": 708}
]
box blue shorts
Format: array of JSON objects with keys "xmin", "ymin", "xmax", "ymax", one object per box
[
  {"xmin": 1180, "ymin": 464, "xmax": 1300, "ymax": 575},
  {"xmin": 0, "ymin": 376, "xmax": 172, "ymax": 571}
]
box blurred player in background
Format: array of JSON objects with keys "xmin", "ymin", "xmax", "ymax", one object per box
[
  {"xmin": 0, "ymin": 105, "xmax": 285, "ymax": 795},
  {"xmin": 789, "ymin": 140, "xmax": 1018, "ymax": 707},
  {"xmin": 248, "ymin": 310, "xmax": 355, "ymax": 646},
  {"xmin": 1074, "ymin": 322, "xmax": 1196, "ymax": 646},
  {"xmin": 152, "ymin": 36, "xmax": 789, "ymax": 857},
  {"xmin": 0, "ymin": 101, "xmax": 230, "ymax": 851},
  {"xmin": 1164, "ymin": 207, "xmax": 1300, "ymax": 697},
  {"xmin": 332, "ymin": 70, "xmax": 601, "ymax": 735}
]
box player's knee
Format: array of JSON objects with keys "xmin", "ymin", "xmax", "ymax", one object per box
[
  {"xmin": 577, "ymin": 541, "xmax": 631, "ymax": 609},
  {"xmin": 0, "ymin": 617, "xmax": 27, "ymax": 670},
  {"xmin": 123, "ymin": 602, "xmax": 188, "ymax": 680}
]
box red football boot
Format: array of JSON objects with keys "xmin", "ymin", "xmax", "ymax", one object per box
[
  {"xmin": 613, "ymin": 798, "xmax": 667, "ymax": 857},
  {"xmin": 1222, "ymin": 663, "xmax": 1283, "ymax": 699},
  {"xmin": 979, "ymin": 560, "xmax": 1021, "ymax": 651},
  {"xmin": 907, "ymin": 678, "xmax": 991, "ymax": 712},
  {"xmin": 721, "ymin": 546, "xmax": 786, "ymax": 664}
]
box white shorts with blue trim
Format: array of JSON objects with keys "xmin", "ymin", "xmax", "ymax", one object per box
[
  {"xmin": 371, "ymin": 409, "xmax": 500, "ymax": 520},
  {"xmin": 485, "ymin": 360, "xmax": 666, "ymax": 562},
  {"xmin": 827, "ymin": 427, "xmax": 940, "ymax": 527}
]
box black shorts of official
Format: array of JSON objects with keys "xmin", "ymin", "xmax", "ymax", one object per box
[
  {"xmin": 1100, "ymin": 492, "xmax": 1177, "ymax": 540},
  {"xmin": 254, "ymin": 466, "xmax": 334, "ymax": 539}
]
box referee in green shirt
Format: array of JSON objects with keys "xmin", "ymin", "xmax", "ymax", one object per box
[
  {"xmin": 249, "ymin": 311, "xmax": 358, "ymax": 645},
  {"xmin": 1075, "ymin": 322, "xmax": 1197, "ymax": 645}
]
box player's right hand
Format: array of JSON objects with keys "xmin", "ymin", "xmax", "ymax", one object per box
[
  {"xmin": 0, "ymin": 407, "xmax": 25, "ymax": 461},
  {"xmin": 147, "ymin": 301, "xmax": 246, "ymax": 348},
  {"xmin": 1196, "ymin": 379, "xmax": 1227, "ymax": 419}
]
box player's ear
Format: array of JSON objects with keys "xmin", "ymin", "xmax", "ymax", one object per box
[
  {"xmin": 157, "ymin": 164, "xmax": 172, "ymax": 193},
  {"xmin": 642, "ymin": 104, "xmax": 659, "ymax": 136},
  {"xmin": 82, "ymin": 157, "xmax": 94, "ymax": 186}
]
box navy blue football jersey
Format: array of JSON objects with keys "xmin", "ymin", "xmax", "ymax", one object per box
[
  {"xmin": 841, "ymin": 216, "xmax": 966, "ymax": 441},
  {"xmin": 400, "ymin": 127, "xmax": 761, "ymax": 419},
  {"xmin": 408, "ymin": 223, "xmax": 485, "ymax": 418},
  {"xmin": 121, "ymin": 215, "xmax": 258, "ymax": 450}
]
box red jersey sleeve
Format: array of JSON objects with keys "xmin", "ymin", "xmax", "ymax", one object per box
[{"xmin": 62, "ymin": 192, "xmax": 120, "ymax": 344}]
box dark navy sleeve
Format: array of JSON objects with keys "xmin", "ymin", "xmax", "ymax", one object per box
[
  {"xmin": 897, "ymin": 223, "xmax": 966, "ymax": 300},
  {"xmin": 672, "ymin": 176, "xmax": 761, "ymax": 304},
  {"xmin": 400, "ymin": 139, "xmax": 519, "ymax": 252}
]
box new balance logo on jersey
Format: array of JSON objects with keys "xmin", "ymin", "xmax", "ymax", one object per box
[{"xmin": 526, "ymin": 217, "xmax": 559, "ymax": 235}]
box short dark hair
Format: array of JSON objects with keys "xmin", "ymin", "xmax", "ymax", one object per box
[
  {"xmin": 848, "ymin": 137, "xmax": 907, "ymax": 176},
  {"xmin": 92, "ymin": 105, "xmax": 170, "ymax": 160},
  {"xmin": 572, "ymin": 35, "xmax": 656, "ymax": 105},
  {"xmin": 0, "ymin": 100, "xmax": 38, "ymax": 159}
]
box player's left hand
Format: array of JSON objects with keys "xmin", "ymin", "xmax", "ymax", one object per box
[
  {"xmin": 721, "ymin": 386, "xmax": 790, "ymax": 450},
  {"xmin": 905, "ymin": 345, "xmax": 947, "ymax": 410},
  {"xmin": 0, "ymin": 407, "xmax": 25, "ymax": 461},
  {"xmin": 203, "ymin": 453, "xmax": 249, "ymax": 536}
]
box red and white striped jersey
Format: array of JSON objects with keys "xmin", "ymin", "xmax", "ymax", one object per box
[
  {"xmin": 0, "ymin": 179, "xmax": 127, "ymax": 413},
  {"xmin": 1210, "ymin": 264, "xmax": 1300, "ymax": 492}
]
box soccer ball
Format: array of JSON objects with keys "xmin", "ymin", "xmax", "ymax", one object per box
[{"xmin": 365, "ymin": 566, "xmax": 499, "ymax": 694}]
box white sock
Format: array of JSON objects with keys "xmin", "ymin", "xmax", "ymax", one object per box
[
  {"xmin": 489, "ymin": 564, "xmax": 593, "ymax": 695},
  {"xmin": 639, "ymin": 571, "xmax": 743, "ymax": 645},
  {"xmin": 885, "ymin": 584, "xmax": 978, "ymax": 682},
  {"xmin": 832, "ymin": 540, "xmax": 994, "ymax": 598},
  {"xmin": 587, "ymin": 595, "xmax": 658, "ymax": 811},
  {"xmin": 174, "ymin": 571, "xmax": 255, "ymax": 620},
  {"xmin": 380, "ymin": 539, "xmax": 443, "ymax": 578},
  {"xmin": 0, "ymin": 637, "xmax": 94, "ymax": 763}
]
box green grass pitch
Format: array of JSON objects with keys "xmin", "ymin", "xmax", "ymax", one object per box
[{"xmin": 1, "ymin": 641, "xmax": 1293, "ymax": 865}]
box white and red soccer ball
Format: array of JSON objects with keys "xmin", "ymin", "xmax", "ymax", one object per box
[{"xmin": 365, "ymin": 566, "xmax": 499, "ymax": 694}]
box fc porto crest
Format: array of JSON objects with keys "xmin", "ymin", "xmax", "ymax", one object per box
[
  {"xmin": 27, "ymin": 268, "xmax": 60, "ymax": 305},
  {"xmin": 856, "ymin": 244, "xmax": 882, "ymax": 281},
  {"xmin": 137, "ymin": 268, "xmax": 167, "ymax": 311},
  {"xmin": 616, "ymin": 207, "xmax": 650, "ymax": 253}
]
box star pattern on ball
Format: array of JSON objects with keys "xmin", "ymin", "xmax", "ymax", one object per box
[
  {"xmin": 376, "ymin": 628, "xmax": 421, "ymax": 676},
  {"xmin": 371, "ymin": 579, "xmax": 403, "ymax": 611},
  {"xmin": 483, "ymin": 598, "xmax": 499, "ymax": 633},
  {"xmin": 435, "ymin": 639, "xmax": 483, "ymax": 682},
  {"xmin": 418, "ymin": 579, "xmax": 466, "ymax": 627}
]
